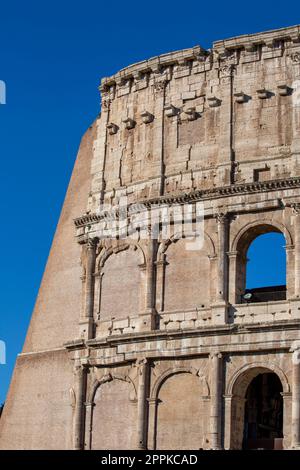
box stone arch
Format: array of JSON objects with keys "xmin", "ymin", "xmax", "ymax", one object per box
[
  {"xmin": 97, "ymin": 241, "xmax": 146, "ymax": 269},
  {"xmin": 151, "ymin": 367, "xmax": 210, "ymax": 450},
  {"xmin": 95, "ymin": 242, "xmax": 145, "ymax": 322},
  {"xmin": 88, "ymin": 372, "xmax": 137, "ymax": 405},
  {"xmin": 88, "ymin": 373, "xmax": 137, "ymax": 450},
  {"xmin": 151, "ymin": 366, "xmax": 210, "ymax": 399},
  {"xmin": 157, "ymin": 230, "xmax": 216, "ymax": 262},
  {"xmin": 227, "ymin": 362, "xmax": 289, "ymax": 449},
  {"xmin": 227, "ymin": 361, "xmax": 290, "ymax": 397},
  {"xmin": 230, "ymin": 220, "xmax": 291, "ymax": 303},
  {"xmin": 231, "ymin": 219, "xmax": 292, "ymax": 254}
]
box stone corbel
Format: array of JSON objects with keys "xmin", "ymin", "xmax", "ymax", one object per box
[
  {"xmin": 207, "ymin": 95, "xmax": 221, "ymax": 108},
  {"xmin": 164, "ymin": 104, "xmax": 179, "ymax": 117},
  {"xmin": 244, "ymin": 43, "xmax": 256, "ymax": 53},
  {"xmin": 277, "ymin": 82, "xmax": 291, "ymax": 96},
  {"xmin": 291, "ymin": 34, "xmax": 300, "ymax": 43},
  {"xmin": 115, "ymin": 75, "xmax": 126, "ymax": 87},
  {"xmin": 107, "ymin": 122, "xmax": 118, "ymax": 135},
  {"xmin": 256, "ymin": 88, "xmax": 269, "ymax": 99},
  {"xmin": 140, "ymin": 110, "xmax": 154, "ymax": 124},
  {"xmin": 234, "ymin": 91, "xmax": 247, "ymax": 103},
  {"xmin": 265, "ymin": 39, "xmax": 275, "ymax": 49},
  {"xmin": 123, "ymin": 118, "xmax": 136, "ymax": 130},
  {"xmin": 183, "ymin": 106, "xmax": 198, "ymax": 121},
  {"xmin": 218, "ymin": 48, "xmax": 230, "ymax": 61}
]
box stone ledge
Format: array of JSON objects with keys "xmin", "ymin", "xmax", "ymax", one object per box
[
  {"xmin": 81, "ymin": 318, "xmax": 300, "ymax": 351},
  {"xmin": 74, "ymin": 176, "xmax": 300, "ymax": 229},
  {"xmin": 214, "ymin": 24, "xmax": 300, "ymax": 52},
  {"xmin": 100, "ymin": 45, "xmax": 208, "ymax": 89}
]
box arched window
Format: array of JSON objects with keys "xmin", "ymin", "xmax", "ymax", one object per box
[{"xmin": 236, "ymin": 226, "xmax": 287, "ymax": 303}]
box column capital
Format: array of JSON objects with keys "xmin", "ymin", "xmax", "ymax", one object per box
[
  {"xmin": 135, "ymin": 357, "xmax": 148, "ymax": 368},
  {"xmin": 209, "ymin": 352, "xmax": 222, "ymax": 360},
  {"xmin": 287, "ymin": 202, "xmax": 300, "ymax": 215},
  {"xmin": 84, "ymin": 402, "xmax": 95, "ymax": 408},
  {"xmin": 290, "ymin": 340, "xmax": 300, "ymax": 353},
  {"xmin": 73, "ymin": 363, "xmax": 85, "ymax": 375},
  {"xmin": 215, "ymin": 212, "xmax": 228, "ymax": 224},
  {"xmin": 227, "ymin": 250, "xmax": 239, "ymax": 258},
  {"xmin": 147, "ymin": 397, "xmax": 160, "ymax": 405},
  {"xmin": 86, "ymin": 237, "xmax": 98, "ymax": 250},
  {"xmin": 78, "ymin": 235, "xmax": 98, "ymax": 248}
]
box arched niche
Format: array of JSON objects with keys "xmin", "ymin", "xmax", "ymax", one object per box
[
  {"xmin": 160, "ymin": 235, "xmax": 212, "ymax": 312},
  {"xmin": 153, "ymin": 370, "xmax": 209, "ymax": 450},
  {"xmin": 90, "ymin": 377, "xmax": 137, "ymax": 450},
  {"xmin": 96, "ymin": 243, "xmax": 145, "ymax": 321}
]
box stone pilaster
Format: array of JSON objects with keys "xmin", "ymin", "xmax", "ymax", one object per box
[
  {"xmin": 211, "ymin": 214, "xmax": 228, "ymax": 323},
  {"xmin": 73, "ymin": 365, "xmax": 87, "ymax": 450},
  {"xmin": 136, "ymin": 358, "xmax": 149, "ymax": 449},
  {"xmin": 79, "ymin": 238, "xmax": 97, "ymax": 339},
  {"xmin": 155, "ymin": 258, "xmax": 167, "ymax": 313},
  {"xmin": 223, "ymin": 394, "xmax": 233, "ymax": 450},
  {"xmin": 147, "ymin": 397, "xmax": 159, "ymax": 450},
  {"xmin": 227, "ymin": 250, "xmax": 238, "ymax": 304},
  {"xmin": 293, "ymin": 205, "xmax": 300, "ymax": 298},
  {"xmin": 145, "ymin": 239, "xmax": 155, "ymax": 312},
  {"xmin": 290, "ymin": 343, "xmax": 300, "ymax": 448},
  {"xmin": 84, "ymin": 402, "xmax": 94, "ymax": 450},
  {"xmin": 215, "ymin": 62, "xmax": 235, "ymax": 186},
  {"xmin": 216, "ymin": 213, "xmax": 228, "ymax": 302},
  {"xmin": 286, "ymin": 244, "xmax": 295, "ymax": 299},
  {"xmin": 209, "ymin": 352, "xmax": 223, "ymax": 449}
]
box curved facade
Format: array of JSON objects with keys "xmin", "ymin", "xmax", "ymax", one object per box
[{"xmin": 2, "ymin": 25, "xmax": 300, "ymax": 449}]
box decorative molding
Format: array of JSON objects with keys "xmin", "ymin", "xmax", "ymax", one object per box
[
  {"xmin": 74, "ymin": 177, "xmax": 300, "ymax": 229},
  {"xmin": 98, "ymin": 26, "xmax": 300, "ymax": 102}
]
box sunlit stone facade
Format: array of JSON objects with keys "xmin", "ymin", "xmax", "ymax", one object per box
[{"xmin": 2, "ymin": 25, "xmax": 300, "ymax": 449}]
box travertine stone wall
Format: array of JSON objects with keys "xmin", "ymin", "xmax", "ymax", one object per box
[
  {"xmin": 87, "ymin": 24, "xmax": 300, "ymax": 213},
  {"xmin": 2, "ymin": 26, "xmax": 300, "ymax": 450}
]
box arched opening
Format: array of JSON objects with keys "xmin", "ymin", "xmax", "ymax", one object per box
[
  {"xmin": 236, "ymin": 224, "xmax": 286, "ymax": 303},
  {"xmin": 243, "ymin": 373, "xmax": 283, "ymax": 449},
  {"xmin": 230, "ymin": 367, "xmax": 285, "ymax": 450}
]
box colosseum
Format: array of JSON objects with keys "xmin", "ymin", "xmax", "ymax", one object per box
[{"xmin": 1, "ymin": 24, "xmax": 300, "ymax": 450}]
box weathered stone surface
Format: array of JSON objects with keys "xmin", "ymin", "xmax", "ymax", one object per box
[{"xmin": 2, "ymin": 25, "xmax": 300, "ymax": 450}]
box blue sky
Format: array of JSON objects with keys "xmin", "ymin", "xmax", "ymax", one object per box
[{"xmin": 0, "ymin": 1, "xmax": 297, "ymax": 404}]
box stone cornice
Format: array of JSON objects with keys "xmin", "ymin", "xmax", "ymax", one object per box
[
  {"xmin": 100, "ymin": 45, "xmax": 209, "ymax": 90},
  {"xmin": 64, "ymin": 319, "xmax": 300, "ymax": 352},
  {"xmin": 74, "ymin": 177, "xmax": 300, "ymax": 229},
  {"xmin": 214, "ymin": 24, "xmax": 300, "ymax": 52},
  {"xmin": 100, "ymin": 25, "xmax": 300, "ymax": 94}
]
